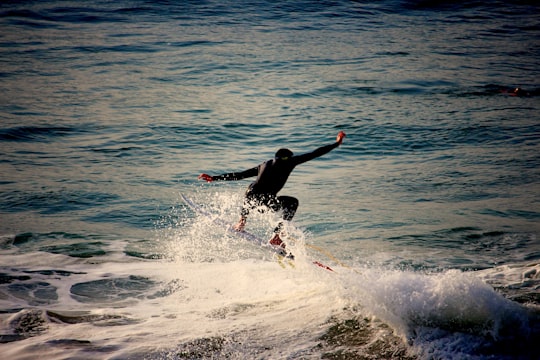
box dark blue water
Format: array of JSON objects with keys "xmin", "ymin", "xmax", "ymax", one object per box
[{"xmin": 1, "ymin": 1, "xmax": 539, "ymax": 359}]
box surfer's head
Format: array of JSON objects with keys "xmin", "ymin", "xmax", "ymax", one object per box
[{"xmin": 275, "ymin": 148, "xmax": 293, "ymax": 161}]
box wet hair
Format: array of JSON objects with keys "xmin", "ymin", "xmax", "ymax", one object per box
[{"xmin": 275, "ymin": 148, "xmax": 293, "ymax": 160}]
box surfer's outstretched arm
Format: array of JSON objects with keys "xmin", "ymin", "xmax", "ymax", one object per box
[
  {"xmin": 198, "ymin": 167, "xmax": 258, "ymax": 182},
  {"xmin": 293, "ymin": 131, "xmax": 346, "ymax": 165}
]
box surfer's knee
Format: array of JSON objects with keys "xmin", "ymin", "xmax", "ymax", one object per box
[
  {"xmin": 280, "ymin": 196, "xmax": 298, "ymax": 221},
  {"xmin": 284, "ymin": 196, "xmax": 299, "ymax": 212}
]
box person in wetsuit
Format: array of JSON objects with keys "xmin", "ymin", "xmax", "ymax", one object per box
[{"xmin": 198, "ymin": 131, "xmax": 346, "ymax": 250}]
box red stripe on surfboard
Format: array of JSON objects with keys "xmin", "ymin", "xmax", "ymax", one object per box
[{"xmin": 313, "ymin": 261, "xmax": 334, "ymax": 272}]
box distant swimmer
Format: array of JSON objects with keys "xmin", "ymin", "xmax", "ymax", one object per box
[
  {"xmin": 198, "ymin": 131, "xmax": 346, "ymax": 251},
  {"xmin": 500, "ymin": 86, "xmax": 531, "ymax": 96},
  {"xmin": 511, "ymin": 87, "xmax": 530, "ymax": 96}
]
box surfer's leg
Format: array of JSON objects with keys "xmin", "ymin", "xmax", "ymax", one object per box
[
  {"xmin": 277, "ymin": 196, "xmax": 298, "ymax": 222},
  {"xmin": 269, "ymin": 196, "xmax": 299, "ymax": 248},
  {"xmin": 234, "ymin": 193, "xmax": 264, "ymax": 231},
  {"xmin": 234, "ymin": 197, "xmax": 249, "ymax": 231}
]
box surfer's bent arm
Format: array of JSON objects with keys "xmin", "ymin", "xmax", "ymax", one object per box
[
  {"xmin": 294, "ymin": 131, "xmax": 346, "ymax": 165},
  {"xmin": 199, "ymin": 167, "xmax": 258, "ymax": 182}
]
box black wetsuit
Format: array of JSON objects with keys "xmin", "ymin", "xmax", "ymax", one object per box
[{"xmin": 212, "ymin": 141, "xmax": 341, "ymax": 230}]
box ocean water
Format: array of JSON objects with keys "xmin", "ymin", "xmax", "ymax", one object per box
[{"xmin": 1, "ymin": 0, "xmax": 539, "ymax": 359}]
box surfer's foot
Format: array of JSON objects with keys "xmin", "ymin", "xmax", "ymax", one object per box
[
  {"xmin": 233, "ymin": 218, "xmax": 246, "ymax": 232},
  {"xmin": 270, "ymin": 234, "xmax": 294, "ymax": 259},
  {"xmin": 269, "ymin": 233, "xmax": 285, "ymax": 249}
]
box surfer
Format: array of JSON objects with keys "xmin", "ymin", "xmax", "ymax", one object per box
[{"xmin": 198, "ymin": 131, "xmax": 346, "ymax": 250}]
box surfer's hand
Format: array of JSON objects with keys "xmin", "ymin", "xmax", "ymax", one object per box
[
  {"xmin": 198, "ymin": 173, "xmax": 214, "ymax": 182},
  {"xmin": 336, "ymin": 131, "xmax": 346, "ymax": 145}
]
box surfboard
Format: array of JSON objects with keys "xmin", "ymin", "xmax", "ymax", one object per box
[{"xmin": 181, "ymin": 194, "xmax": 334, "ymax": 272}]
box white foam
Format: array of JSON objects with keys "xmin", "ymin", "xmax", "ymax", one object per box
[
  {"xmin": 337, "ymin": 265, "xmax": 537, "ymax": 358},
  {"xmin": 2, "ymin": 193, "xmax": 538, "ymax": 359},
  {"xmin": 0, "ymin": 240, "xmax": 344, "ymax": 358}
]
